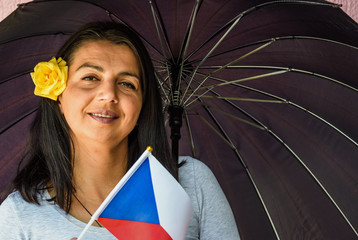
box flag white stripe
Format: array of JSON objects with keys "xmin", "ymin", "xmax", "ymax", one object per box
[{"xmin": 149, "ymin": 155, "xmax": 193, "ymax": 240}]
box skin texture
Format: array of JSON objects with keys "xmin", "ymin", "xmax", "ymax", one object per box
[
  {"xmin": 58, "ymin": 40, "xmax": 142, "ymax": 151},
  {"xmin": 58, "ymin": 40, "xmax": 143, "ymax": 228}
]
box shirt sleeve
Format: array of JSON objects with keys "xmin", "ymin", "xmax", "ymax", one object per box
[
  {"xmin": 0, "ymin": 193, "xmax": 27, "ymax": 239},
  {"xmin": 192, "ymin": 160, "xmax": 240, "ymax": 240}
]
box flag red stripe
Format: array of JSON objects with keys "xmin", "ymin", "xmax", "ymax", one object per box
[{"xmin": 98, "ymin": 217, "xmax": 173, "ymax": 240}]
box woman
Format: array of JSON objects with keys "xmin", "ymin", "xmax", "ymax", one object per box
[{"xmin": 0, "ymin": 22, "xmax": 240, "ymax": 239}]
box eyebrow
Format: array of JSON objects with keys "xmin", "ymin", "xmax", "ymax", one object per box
[
  {"xmin": 118, "ymin": 71, "xmax": 140, "ymax": 80},
  {"xmin": 76, "ymin": 63, "xmax": 103, "ymax": 72},
  {"xmin": 76, "ymin": 63, "xmax": 140, "ymax": 80}
]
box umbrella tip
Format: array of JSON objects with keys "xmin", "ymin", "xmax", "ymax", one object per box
[
  {"xmin": 332, "ymin": 3, "xmax": 342, "ymax": 8},
  {"xmin": 147, "ymin": 146, "xmax": 153, "ymax": 152}
]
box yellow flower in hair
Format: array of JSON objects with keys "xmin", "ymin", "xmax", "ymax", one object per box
[{"xmin": 31, "ymin": 57, "xmax": 68, "ymax": 101}]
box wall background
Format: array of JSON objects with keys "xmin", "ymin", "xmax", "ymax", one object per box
[
  {"xmin": 0, "ymin": 0, "xmax": 358, "ymax": 23},
  {"xmin": 331, "ymin": 0, "xmax": 358, "ymax": 22}
]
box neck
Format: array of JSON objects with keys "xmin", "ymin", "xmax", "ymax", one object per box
[
  {"xmin": 72, "ymin": 137, "xmax": 129, "ymax": 202},
  {"xmin": 67, "ymin": 137, "xmax": 129, "ymax": 225}
]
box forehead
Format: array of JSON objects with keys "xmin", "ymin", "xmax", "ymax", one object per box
[
  {"xmin": 69, "ymin": 40, "xmax": 137, "ymax": 64},
  {"xmin": 73, "ymin": 40, "xmax": 134, "ymax": 60},
  {"xmin": 71, "ymin": 40, "xmax": 140, "ymax": 73}
]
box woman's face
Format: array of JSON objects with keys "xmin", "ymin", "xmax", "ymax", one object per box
[{"xmin": 58, "ymin": 40, "xmax": 143, "ymax": 147}]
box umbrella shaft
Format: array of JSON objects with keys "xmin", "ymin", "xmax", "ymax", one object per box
[{"xmin": 168, "ymin": 105, "xmax": 184, "ymax": 161}]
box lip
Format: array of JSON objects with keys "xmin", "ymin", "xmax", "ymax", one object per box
[{"xmin": 88, "ymin": 110, "xmax": 119, "ymax": 124}]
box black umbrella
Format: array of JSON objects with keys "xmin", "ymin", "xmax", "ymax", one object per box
[{"xmin": 1, "ymin": 0, "xmax": 358, "ymax": 239}]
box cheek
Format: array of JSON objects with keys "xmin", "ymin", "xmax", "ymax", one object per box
[
  {"xmin": 126, "ymin": 97, "xmax": 143, "ymax": 121},
  {"xmin": 60, "ymin": 83, "xmax": 92, "ymax": 109},
  {"xmin": 58, "ymin": 89, "xmax": 83, "ymax": 122}
]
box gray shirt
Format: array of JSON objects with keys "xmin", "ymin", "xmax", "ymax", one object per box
[{"xmin": 0, "ymin": 156, "xmax": 240, "ymax": 239}]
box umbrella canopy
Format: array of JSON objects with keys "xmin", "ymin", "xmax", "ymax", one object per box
[{"xmin": 1, "ymin": 0, "xmax": 358, "ymax": 239}]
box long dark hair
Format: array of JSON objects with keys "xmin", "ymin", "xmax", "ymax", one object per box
[{"xmin": 13, "ymin": 22, "xmax": 175, "ymax": 212}]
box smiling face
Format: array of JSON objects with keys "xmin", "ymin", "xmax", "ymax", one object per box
[{"xmin": 58, "ymin": 40, "xmax": 143, "ymax": 148}]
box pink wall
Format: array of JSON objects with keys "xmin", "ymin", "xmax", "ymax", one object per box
[
  {"xmin": 331, "ymin": 0, "xmax": 358, "ymax": 22},
  {"xmin": 0, "ymin": 0, "xmax": 357, "ymax": 23}
]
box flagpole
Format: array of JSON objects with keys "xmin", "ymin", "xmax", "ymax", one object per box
[
  {"xmin": 76, "ymin": 147, "xmax": 153, "ymax": 240},
  {"xmin": 77, "ymin": 217, "xmax": 96, "ymax": 240}
]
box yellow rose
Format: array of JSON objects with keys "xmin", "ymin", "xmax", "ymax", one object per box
[{"xmin": 30, "ymin": 57, "xmax": 68, "ymax": 101}]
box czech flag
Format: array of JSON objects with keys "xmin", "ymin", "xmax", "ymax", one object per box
[{"xmin": 77, "ymin": 147, "xmax": 193, "ymax": 240}]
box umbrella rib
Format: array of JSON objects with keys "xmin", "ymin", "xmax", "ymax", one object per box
[
  {"xmin": 0, "ymin": 107, "xmax": 38, "ymax": 135},
  {"xmin": 0, "ymin": 32, "xmax": 72, "ymax": 45},
  {"xmin": 190, "ymin": 95, "xmax": 284, "ymax": 104},
  {"xmin": 148, "ymin": 0, "xmax": 174, "ymax": 61},
  {"xmin": 198, "ymin": 103, "xmax": 281, "ymax": 240},
  {"xmin": 267, "ymin": 128, "xmax": 358, "ymax": 237},
  {"xmin": 154, "ymin": 72, "xmax": 170, "ymax": 104},
  {"xmin": 6, "ymin": 0, "xmax": 166, "ymax": 58},
  {"xmin": 268, "ymin": 128, "xmax": 358, "ymax": 237},
  {"xmin": 247, "ymin": 82, "xmax": 358, "ymax": 147},
  {"xmin": 192, "ymin": 67, "xmax": 358, "ymax": 148},
  {"xmin": 196, "ymin": 65, "xmax": 358, "ymax": 98},
  {"xmin": 183, "ymin": 39, "xmax": 275, "ymax": 106},
  {"xmin": 175, "ymin": 0, "xmax": 201, "ymax": 102},
  {"xmin": 2, "ymin": 0, "xmax": 338, "ymax": 46},
  {"xmin": 249, "ymin": 0, "xmax": 341, "ymax": 9},
  {"xmin": 276, "ymin": 35, "xmax": 358, "ymax": 51},
  {"xmin": 184, "ymin": 8, "xmax": 245, "ymax": 61},
  {"xmin": 180, "ymin": 74, "xmax": 281, "ymax": 238},
  {"xmin": 0, "ymin": 70, "xmax": 34, "ymax": 84},
  {"xmin": 185, "ymin": 57, "xmax": 358, "ymax": 233},
  {"xmin": 184, "ymin": 68, "xmax": 287, "ymax": 107},
  {"xmin": 206, "ymin": 89, "xmax": 358, "ymax": 236},
  {"xmin": 202, "ymin": 105, "xmax": 267, "ymax": 130},
  {"xmin": 177, "ymin": 0, "xmax": 201, "ymax": 64},
  {"xmin": 183, "ymin": 110, "xmax": 197, "ymax": 159},
  {"xmin": 171, "ymin": 72, "xmax": 197, "ymax": 158},
  {"xmin": 184, "ymin": 0, "xmax": 340, "ymax": 61},
  {"xmin": 291, "ymin": 68, "xmax": 358, "ymax": 95},
  {"xmin": 192, "ymin": 35, "xmax": 358, "ymax": 66},
  {"xmin": 180, "ymin": 10, "xmax": 244, "ymax": 106},
  {"xmin": 73, "ymin": 0, "xmax": 164, "ymax": 58},
  {"xmin": 148, "ymin": 0, "xmax": 175, "ymax": 103}
]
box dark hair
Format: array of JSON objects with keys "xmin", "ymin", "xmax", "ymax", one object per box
[{"xmin": 13, "ymin": 22, "xmax": 175, "ymax": 212}]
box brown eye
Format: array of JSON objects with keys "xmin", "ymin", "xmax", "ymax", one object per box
[
  {"xmin": 82, "ymin": 75, "xmax": 99, "ymax": 81},
  {"xmin": 119, "ymin": 82, "xmax": 136, "ymax": 89}
]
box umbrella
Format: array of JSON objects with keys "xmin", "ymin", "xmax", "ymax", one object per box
[{"xmin": 1, "ymin": 0, "xmax": 358, "ymax": 239}]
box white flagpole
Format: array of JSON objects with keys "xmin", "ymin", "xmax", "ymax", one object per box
[
  {"xmin": 76, "ymin": 147, "xmax": 153, "ymax": 240},
  {"xmin": 77, "ymin": 217, "xmax": 96, "ymax": 240}
]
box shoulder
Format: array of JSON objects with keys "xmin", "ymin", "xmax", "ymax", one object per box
[
  {"xmin": 178, "ymin": 156, "xmax": 214, "ymax": 178},
  {"xmin": 0, "ymin": 191, "xmax": 116, "ymax": 239},
  {"xmin": 178, "ymin": 156, "xmax": 225, "ymax": 207},
  {"xmin": 0, "ymin": 190, "xmax": 58, "ymax": 227},
  {"xmin": 1, "ymin": 190, "xmax": 50, "ymax": 206},
  {"xmin": 0, "ymin": 191, "xmax": 29, "ymax": 212},
  {"xmin": 178, "ymin": 157, "xmax": 241, "ymax": 239},
  {"xmin": 0, "ymin": 191, "xmax": 51, "ymax": 219},
  {"xmin": 0, "ymin": 192, "xmax": 30, "ymax": 222},
  {"xmin": 0, "ymin": 191, "xmax": 45, "ymax": 238},
  {"xmin": 178, "ymin": 156, "xmax": 218, "ymax": 189}
]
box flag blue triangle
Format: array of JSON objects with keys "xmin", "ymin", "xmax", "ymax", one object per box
[{"xmin": 99, "ymin": 158, "xmax": 160, "ymax": 224}]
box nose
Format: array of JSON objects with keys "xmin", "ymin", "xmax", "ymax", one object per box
[{"xmin": 96, "ymin": 80, "xmax": 119, "ymax": 103}]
